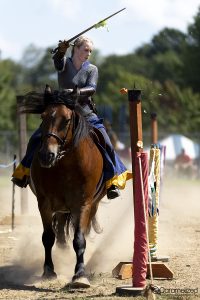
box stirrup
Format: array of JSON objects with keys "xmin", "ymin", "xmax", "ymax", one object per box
[
  {"xmin": 107, "ymin": 185, "xmax": 120, "ymax": 199},
  {"xmin": 11, "ymin": 175, "xmax": 29, "ymax": 188}
]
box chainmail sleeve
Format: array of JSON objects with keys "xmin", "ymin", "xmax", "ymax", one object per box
[{"xmin": 85, "ymin": 65, "xmax": 98, "ymax": 90}]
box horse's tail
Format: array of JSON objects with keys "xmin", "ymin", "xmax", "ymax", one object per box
[
  {"xmin": 64, "ymin": 213, "xmax": 72, "ymax": 237},
  {"xmin": 92, "ymin": 216, "xmax": 103, "ymax": 234},
  {"xmin": 52, "ymin": 212, "xmax": 102, "ymax": 238},
  {"xmin": 52, "ymin": 212, "xmax": 72, "ymax": 247}
]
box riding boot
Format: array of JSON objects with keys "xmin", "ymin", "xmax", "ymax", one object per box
[
  {"xmin": 11, "ymin": 127, "xmax": 41, "ymax": 188},
  {"xmin": 11, "ymin": 163, "xmax": 30, "ymax": 188},
  {"xmin": 107, "ymin": 185, "xmax": 120, "ymax": 199},
  {"xmin": 11, "ymin": 175, "xmax": 30, "ymax": 188}
]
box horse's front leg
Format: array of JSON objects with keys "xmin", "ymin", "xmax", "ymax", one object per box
[
  {"xmin": 39, "ymin": 205, "xmax": 57, "ymax": 279},
  {"xmin": 71, "ymin": 226, "xmax": 90, "ymax": 288},
  {"xmin": 42, "ymin": 225, "xmax": 57, "ymax": 279}
]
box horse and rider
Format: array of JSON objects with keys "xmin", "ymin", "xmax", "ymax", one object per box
[
  {"xmin": 12, "ymin": 36, "xmax": 131, "ymax": 199},
  {"xmin": 11, "ymin": 35, "xmax": 132, "ymax": 287}
]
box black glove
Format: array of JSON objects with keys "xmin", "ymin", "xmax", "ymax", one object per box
[{"xmin": 58, "ymin": 40, "xmax": 70, "ymax": 54}]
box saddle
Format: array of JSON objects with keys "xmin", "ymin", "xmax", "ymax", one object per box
[{"xmin": 90, "ymin": 127, "xmax": 106, "ymax": 150}]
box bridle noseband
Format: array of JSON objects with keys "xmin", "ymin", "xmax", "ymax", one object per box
[
  {"xmin": 45, "ymin": 132, "xmax": 67, "ymax": 147},
  {"xmin": 42, "ymin": 112, "xmax": 74, "ymax": 159}
]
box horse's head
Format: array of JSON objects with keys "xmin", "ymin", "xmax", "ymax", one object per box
[
  {"xmin": 38, "ymin": 89, "xmax": 74, "ymax": 168},
  {"xmin": 19, "ymin": 85, "xmax": 91, "ymax": 168}
]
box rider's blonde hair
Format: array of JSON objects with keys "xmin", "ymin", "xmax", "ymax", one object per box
[{"xmin": 71, "ymin": 36, "xmax": 93, "ymax": 56}]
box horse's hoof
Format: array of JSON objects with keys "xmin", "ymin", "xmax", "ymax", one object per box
[
  {"xmin": 70, "ymin": 277, "xmax": 90, "ymax": 288},
  {"xmin": 42, "ymin": 270, "xmax": 57, "ymax": 280}
]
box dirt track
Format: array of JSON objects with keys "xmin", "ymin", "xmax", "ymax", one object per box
[{"xmin": 0, "ymin": 173, "xmax": 200, "ymax": 300}]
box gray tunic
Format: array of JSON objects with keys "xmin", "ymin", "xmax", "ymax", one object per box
[{"xmin": 53, "ymin": 55, "xmax": 98, "ymax": 116}]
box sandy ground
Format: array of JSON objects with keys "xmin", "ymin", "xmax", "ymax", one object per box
[{"xmin": 0, "ymin": 167, "xmax": 200, "ymax": 300}]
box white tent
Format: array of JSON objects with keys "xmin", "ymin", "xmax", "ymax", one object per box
[{"xmin": 156, "ymin": 134, "xmax": 200, "ymax": 160}]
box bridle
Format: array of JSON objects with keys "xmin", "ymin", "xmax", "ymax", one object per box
[
  {"xmin": 45, "ymin": 132, "xmax": 68, "ymax": 147},
  {"xmin": 42, "ymin": 111, "xmax": 75, "ymax": 159}
]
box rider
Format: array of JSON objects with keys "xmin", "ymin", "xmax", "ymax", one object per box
[{"xmin": 12, "ymin": 35, "xmax": 131, "ymax": 199}]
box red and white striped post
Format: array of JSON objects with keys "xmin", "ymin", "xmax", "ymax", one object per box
[{"xmin": 116, "ymin": 89, "xmax": 149, "ymax": 296}]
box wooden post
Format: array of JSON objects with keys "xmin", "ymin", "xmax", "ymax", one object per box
[
  {"xmin": 150, "ymin": 112, "xmax": 158, "ymax": 144},
  {"xmin": 128, "ymin": 89, "xmax": 143, "ymax": 171},
  {"xmin": 17, "ymin": 96, "xmax": 28, "ymax": 215},
  {"xmin": 116, "ymin": 89, "xmax": 147, "ymax": 296},
  {"xmin": 11, "ymin": 154, "xmax": 16, "ymax": 230}
]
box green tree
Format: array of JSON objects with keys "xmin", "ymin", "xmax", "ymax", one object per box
[
  {"xmin": 20, "ymin": 45, "xmax": 57, "ymax": 90},
  {"xmin": 0, "ymin": 59, "xmax": 22, "ymax": 130},
  {"xmin": 182, "ymin": 6, "xmax": 200, "ymax": 92},
  {"xmin": 135, "ymin": 28, "xmax": 186, "ymax": 84},
  {"xmin": 154, "ymin": 80, "xmax": 200, "ymax": 134},
  {"xmin": 136, "ymin": 28, "xmax": 186, "ymax": 57}
]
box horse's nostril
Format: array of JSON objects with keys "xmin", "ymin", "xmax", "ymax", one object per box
[
  {"xmin": 48, "ymin": 152, "xmax": 55, "ymax": 161},
  {"xmin": 38, "ymin": 150, "xmax": 56, "ymax": 167}
]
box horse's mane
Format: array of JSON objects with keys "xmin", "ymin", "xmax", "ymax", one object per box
[
  {"xmin": 17, "ymin": 90, "xmax": 93, "ymax": 147},
  {"xmin": 17, "ymin": 90, "xmax": 75, "ymax": 114},
  {"xmin": 73, "ymin": 112, "xmax": 93, "ymax": 148}
]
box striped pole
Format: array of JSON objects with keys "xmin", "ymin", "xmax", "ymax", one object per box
[
  {"xmin": 148, "ymin": 146, "xmax": 160, "ymax": 259},
  {"xmin": 148, "ymin": 113, "xmax": 168, "ymax": 262}
]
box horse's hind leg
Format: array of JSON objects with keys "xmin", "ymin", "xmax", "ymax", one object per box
[
  {"xmin": 40, "ymin": 207, "xmax": 57, "ymax": 279},
  {"xmin": 71, "ymin": 226, "xmax": 90, "ymax": 288}
]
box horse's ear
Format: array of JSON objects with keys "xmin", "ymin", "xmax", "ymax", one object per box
[
  {"xmin": 45, "ymin": 84, "xmax": 52, "ymax": 94},
  {"xmin": 44, "ymin": 84, "xmax": 53, "ymax": 106}
]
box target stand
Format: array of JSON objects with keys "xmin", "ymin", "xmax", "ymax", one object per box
[
  {"xmin": 113, "ymin": 262, "xmax": 173, "ymax": 296},
  {"xmin": 114, "ymin": 90, "xmax": 173, "ymax": 297},
  {"xmin": 112, "ymin": 261, "xmax": 173, "ymax": 280}
]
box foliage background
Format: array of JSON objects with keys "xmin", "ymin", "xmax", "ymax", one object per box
[{"xmin": 1, "ymin": 7, "xmax": 200, "ymax": 158}]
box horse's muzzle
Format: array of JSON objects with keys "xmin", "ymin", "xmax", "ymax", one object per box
[{"xmin": 38, "ymin": 150, "xmax": 56, "ymax": 168}]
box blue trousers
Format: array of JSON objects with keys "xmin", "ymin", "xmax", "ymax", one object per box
[{"xmin": 87, "ymin": 115, "xmax": 127, "ymax": 181}]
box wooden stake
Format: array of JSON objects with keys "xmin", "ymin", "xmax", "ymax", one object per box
[
  {"xmin": 116, "ymin": 89, "xmax": 147, "ymax": 296},
  {"xmin": 11, "ymin": 154, "xmax": 16, "ymax": 231},
  {"xmin": 17, "ymin": 96, "xmax": 28, "ymax": 215},
  {"xmin": 150, "ymin": 113, "xmax": 158, "ymax": 144}
]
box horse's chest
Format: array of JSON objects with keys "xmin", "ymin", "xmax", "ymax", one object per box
[{"xmin": 45, "ymin": 177, "xmax": 85, "ymax": 205}]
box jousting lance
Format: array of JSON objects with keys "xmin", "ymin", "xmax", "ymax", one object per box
[{"xmin": 51, "ymin": 7, "xmax": 126, "ymax": 54}]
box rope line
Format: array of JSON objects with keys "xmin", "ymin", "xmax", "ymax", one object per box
[
  {"xmin": 0, "ymin": 159, "xmax": 18, "ymax": 169},
  {"xmin": 148, "ymin": 148, "xmax": 156, "ymax": 216}
]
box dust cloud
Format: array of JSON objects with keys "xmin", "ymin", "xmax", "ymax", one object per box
[
  {"xmin": 1, "ymin": 165, "xmax": 200, "ymax": 288},
  {"xmin": 0, "ymin": 171, "xmax": 135, "ymax": 284}
]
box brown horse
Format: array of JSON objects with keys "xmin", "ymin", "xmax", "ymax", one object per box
[{"xmin": 22, "ymin": 88, "xmax": 106, "ymax": 287}]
